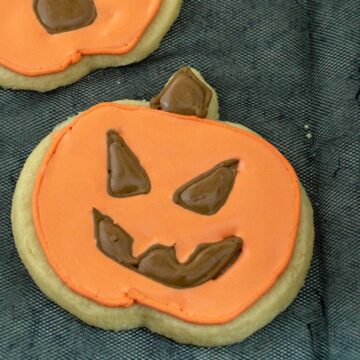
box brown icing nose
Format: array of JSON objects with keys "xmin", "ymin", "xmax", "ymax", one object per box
[{"xmin": 33, "ymin": 0, "xmax": 97, "ymax": 34}]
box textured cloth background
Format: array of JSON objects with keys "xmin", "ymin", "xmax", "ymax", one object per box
[{"xmin": 1, "ymin": 0, "xmax": 359, "ymax": 359}]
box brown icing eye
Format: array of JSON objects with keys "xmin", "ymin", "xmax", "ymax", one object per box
[
  {"xmin": 33, "ymin": 0, "xmax": 97, "ymax": 34},
  {"xmin": 173, "ymin": 159, "xmax": 239, "ymax": 215},
  {"xmin": 107, "ymin": 130, "xmax": 151, "ymax": 198}
]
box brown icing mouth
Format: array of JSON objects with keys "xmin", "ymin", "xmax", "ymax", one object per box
[
  {"xmin": 33, "ymin": 0, "xmax": 97, "ymax": 34},
  {"xmin": 93, "ymin": 209, "xmax": 243, "ymax": 289}
]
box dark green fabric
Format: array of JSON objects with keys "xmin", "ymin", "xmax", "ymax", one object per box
[{"xmin": 1, "ymin": 1, "xmax": 359, "ymax": 359}]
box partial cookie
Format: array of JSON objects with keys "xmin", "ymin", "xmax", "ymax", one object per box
[
  {"xmin": 0, "ymin": 0, "xmax": 182, "ymax": 92},
  {"xmin": 12, "ymin": 68, "xmax": 314, "ymax": 346}
]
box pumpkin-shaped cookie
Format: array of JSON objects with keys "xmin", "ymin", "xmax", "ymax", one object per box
[
  {"xmin": 0, "ymin": 0, "xmax": 182, "ymax": 91},
  {"xmin": 12, "ymin": 68, "xmax": 314, "ymax": 346}
]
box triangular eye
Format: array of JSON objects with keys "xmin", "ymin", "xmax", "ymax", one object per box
[
  {"xmin": 107, "ymin": 130, "xmax": 151, "ymax": 197},
  {"xmin": 173, "ymin": 159, "xmax": 239, "ymax": 215}
]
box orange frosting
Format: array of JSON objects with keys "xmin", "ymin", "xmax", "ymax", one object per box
[
  {"xmin": 33, "ymin": 104, "xmax": 301, "ymax": 324},
  {"xmin": 0, "ymin": 0, "xmax": 162, "ymax": 76}
]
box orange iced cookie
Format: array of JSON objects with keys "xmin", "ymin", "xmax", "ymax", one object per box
[
  {"xmin": 12, "ymin": 68, "xmax": 314, "ymax": 346},
  {"xmin": 0, "ymin": 0, "xmax": 182, "ymax": 91}
]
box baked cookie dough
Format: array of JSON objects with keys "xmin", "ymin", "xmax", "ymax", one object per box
[
  {"xmin": 12, "ymin": 68, "xmax": 314, "ymax": 346},
  {"xmin": 0, "ymin": 0, "xmax": 182, "ymax": 92}
]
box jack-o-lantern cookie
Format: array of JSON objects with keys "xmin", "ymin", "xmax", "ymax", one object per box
[
  {"xmin": 0, "ymin": 0, "xmax": 182, "ymax": 92},
  {"xmin": 12, "ymin": 68, "xmax": 314, "ymax": 346}
]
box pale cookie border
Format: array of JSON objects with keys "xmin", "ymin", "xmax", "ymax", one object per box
[
  {"xmin": 12, "ymin": 73, "xmax": 314, "ymax": 346},
  {"xmin": 0, "ymin": 0, "xmax": 182, "ymax": 92}
]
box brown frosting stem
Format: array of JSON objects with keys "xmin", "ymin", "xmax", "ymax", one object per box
[
  {"xmin": 150, "ymin": 67, "xmax": 212, "ymax": 118},
  {"xmin": 93, "ymin": 209, "xmax": 243, "ymax": 289}
]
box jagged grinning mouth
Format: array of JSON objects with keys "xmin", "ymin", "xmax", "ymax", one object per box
[{"xmin": 93, "ymin": 208, "xmax": 243, "ymax": 289}]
